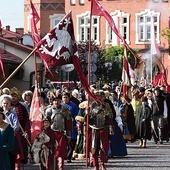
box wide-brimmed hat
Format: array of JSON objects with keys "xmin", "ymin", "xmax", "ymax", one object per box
[{"xmin": 79, "ymin": 101, "xmax": 88, "ymax": 109}]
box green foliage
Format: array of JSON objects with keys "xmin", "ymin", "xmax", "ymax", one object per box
[
  {"xmin": 69, "ymin": 41, "xmax": 138, "ymax": 83},
  {"xmin": 161, "ymin": 28, "xmax": 170, "ymax": 43}
]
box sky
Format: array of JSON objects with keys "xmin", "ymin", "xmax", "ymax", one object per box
[{"xmin": 0, "ymin": 0, "xmax": 24, "ymax": 31}]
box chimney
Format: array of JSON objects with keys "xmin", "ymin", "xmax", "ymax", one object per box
[
  {"xmin": 16, "ymin": 28, "xmax": 24, "ymax": 35},
  {"xmin": 6, "ymin": 25, "xmax": 10, "ymax": 31}
]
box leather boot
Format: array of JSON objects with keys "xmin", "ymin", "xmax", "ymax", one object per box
[
  {"xmin": 58, "ymin": 157, "xmax": 64, "ymax": 170},
  {"xmin": 93, "ymin": 156, "xmax": 99, "ymax": 170}
]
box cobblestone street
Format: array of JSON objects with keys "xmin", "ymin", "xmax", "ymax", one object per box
[{"xmin": 24, "ymin": 139, "xmax": 170, "ymax": 170}]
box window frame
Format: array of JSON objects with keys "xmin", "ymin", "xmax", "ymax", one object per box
[
  {"xmin": 49, "ymin": 14, "xmax": 65, "ymax": 29},
  {"xmin": 135, "ymin": 9, "xmax": 160, "ymax": 44},
  {"xmin": 105, "ymin": 10, "xmax": 130, "ymax": 46},
  {"xmin": 76, "ymin": 11, "xmax": 100, "ymax": 44}
]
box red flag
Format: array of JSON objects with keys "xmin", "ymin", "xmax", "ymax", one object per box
[
  {"xmin": 29, "ymin": 85, "xmax": 42, "ymax": 143},
  {"xmin": 122, "ymin": 47, "xmax": 131, "ymax": 103},
  {"xmin": 37, "ymin": 11, "xmax": 102, "ymax": 104},
  {"xmin": 30, "ymin": 0, "xmax": 40, "ymax": 45},
  {"xmin": 91, "ymin": 0, "xmax": 124, "ymax": 42},
  {"xmin": 91, "ymin": 0, "xmax": 138, "ymax": 68}
]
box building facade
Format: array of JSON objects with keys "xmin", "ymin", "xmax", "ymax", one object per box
[{"xmin": 64, "ymin": 0, "xmax": 170, "ymax": 83}]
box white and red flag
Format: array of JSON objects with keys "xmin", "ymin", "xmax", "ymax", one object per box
[
  {"xmin": 122, "ymin": 47, "xmax": 132, "ymax": 103},
  {"xmin": 37, "ymin": 11, "xmax": 102, "ymax": 104},
  {"xmin": 29, "ymin": 84, "xmax": 42, "ymax": 143}
]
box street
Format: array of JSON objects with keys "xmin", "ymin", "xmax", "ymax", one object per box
[{"xmin": 24, "ymin": 139, "xmax": 170, "ymax": 170}]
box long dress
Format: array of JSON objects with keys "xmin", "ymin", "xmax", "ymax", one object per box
[
  {"xmin": 0, "ymin": 124, "xmax": 14, "ymax": 170},
  {"xmin": 108, "ymin": 120, "xmax": 127, "ymax": 157}
]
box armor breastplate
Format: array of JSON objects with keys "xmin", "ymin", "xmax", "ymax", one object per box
[
  {"xmin": 51, "ymin": 113, "xmax": 65, "ymax": 131},
  {"xmin": 90, "ymin": 105, "xmax": 107, "ymax": 129}
]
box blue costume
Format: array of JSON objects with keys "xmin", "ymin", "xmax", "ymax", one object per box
[{"xmin": 0, "ymin": 124, "xmax": 14, "ymax": 170}]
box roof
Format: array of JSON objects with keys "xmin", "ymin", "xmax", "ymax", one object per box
[
  {"xmin": 1, "ymin": 29, "xmax": 22, "ymax": 39},
  {"xmin": 0, "ymin": 48, "xmax": 22, "ymax": 64}
]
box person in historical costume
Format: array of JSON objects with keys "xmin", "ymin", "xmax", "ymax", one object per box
[
  {"xmin": 10, "ymin": 87, "xmax": 31, "ymax": 170},
  {"xmin": 88, "ymin": 90, "xmax": 114, "ymax": 170},
  {"xmin": 0, "ymin": 107, "xmax": 14, "ymax": 170},
  {"xmin": 32, "ymin": 116, "xmax": 57, "ymax": 170},
  {"xmin": 62, "ymin": 91, "xmax": 79, "ymax": 163},
  {"xmin": 131, "ymin": 90, "xmax": 142, "ymax": 119},
  {"xmin": 152, "ymin": 86, "xmax": 168, "ymax": 144},
  {"xmin": 135, "ymin": 96, "xmax": 152, "ymax": 148},
  {"xmin": 45, "ymin": 94, "xmax": 72, "ymax": 170},
  {"xmin": 119, "ymin": 95, "xmax": 136, "ymax": 142},
  {"xmin": 0, "ymin": 94, "xmax": 20, "ymax": 169},
  {"xmin": 108, "ymin": 103, "xmax": 127, "ymax": 157},
  {"xmin": 73, "ymin": 100, "xmax": 88, "ymax": 159}
]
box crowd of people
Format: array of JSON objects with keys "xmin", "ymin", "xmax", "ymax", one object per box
[{"xmin": 0, "ymin": 81, "xmax": 170, "ymax": 170}]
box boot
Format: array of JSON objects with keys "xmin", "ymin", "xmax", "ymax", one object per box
[
  {"xmin": 58, "ymin": 157, "xmax": 64, "ymax": 170},
  {"xmin": 93, "ymin": 156, "xmax": 99, "ymax": 170}
]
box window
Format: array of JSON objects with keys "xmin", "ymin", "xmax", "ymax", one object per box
[
  {"xmin": 70, "ymin": 0, "xmax": 76, "ymax": 5},
  {"xmin": 106, "ymin": 10, "xmax": 130, "ymax": 45},
  {"xmin": 79, "ymin": 0, "xmax": 84, "ymax": 5},
  {"xmin": 135, "ymin": 9, "xmax": 160, "ymax": 44},
  {"xmin": 77, "ymin": 12, "xmax": 100, "ymax": 43},
  {"xmin": 49, "ymin": 14, "xmax": 65, "ymax": 29}
]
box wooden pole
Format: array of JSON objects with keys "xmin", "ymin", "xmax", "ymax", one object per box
[{"xmin": 0, "ymin": 47, "xmax": 38, "ymax": 89}]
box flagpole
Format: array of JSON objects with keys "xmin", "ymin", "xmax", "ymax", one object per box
[
  {"xmin": 0, "ymin": 47, "xmax": 38, "ymax": 89},
  {"xmin": 85, "ymin": 3, "xmax": 93, "ymax": 169}
]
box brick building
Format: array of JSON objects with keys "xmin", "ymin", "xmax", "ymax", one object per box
[
  {"xmin": 5, "ymin": 0, "xmax": 168, "ymax": 86},
  {"xmin": 64, "ymin": 0, "xmax": 170, "ymax": 84}
]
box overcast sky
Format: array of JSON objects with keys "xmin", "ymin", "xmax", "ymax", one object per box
[{"xmin": 0, "ymin": 0, "xmax": 24, "ymax": 31}]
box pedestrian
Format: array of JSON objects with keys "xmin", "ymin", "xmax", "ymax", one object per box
[
  {"xmin": 88, "ymin": 90, "xmax": 114, "ymax": 170},
  {"xmin": 0, "ymin": 107, "xmax": 14, "ymax": 170},
  {"xmin": 32, "ymin": 116, "xmax": 57, "ymax": 170},
  {"xmin": 119, "ymin": 95, "xmax": 136, "ymax": 142},
  {"xmin": 0, "ymin": 94, "xmax": 21, "ymax": 169},
  {"xmin": 74, "ymin": 100, "xmax": 88, "ymax": 159},
  {"xmin": 62, "ymin": 91, "xmax": 79, "ymax": 163},
  {"xmin": 21, "ymin": 90, "xmax": 33, "ymax": 115},
  {"xmin": 45, "ymin": 94, "xmax": 72, "ymax": 170},
  {"xmin": 135, "ymin": 96, "xmax": 152, "ymax": 148},
  {"xmin": 10, "ymin": 87, "xmax": 30, "ymax": 169},
  {"xmin": 152, "ymin": 86, "xmax": 168, "ymax": 144}
]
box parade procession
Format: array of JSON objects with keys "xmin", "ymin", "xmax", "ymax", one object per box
[{"xmin": 1, "ymin": 0, "xmax": 170, "ymax": 170}]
